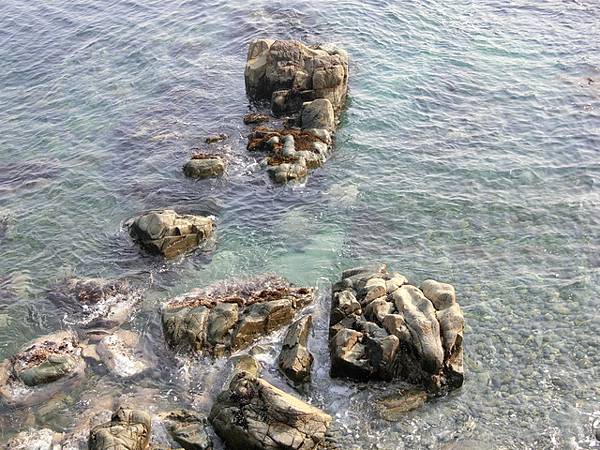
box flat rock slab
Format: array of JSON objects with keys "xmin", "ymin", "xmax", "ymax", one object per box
[
  {"xmin": 162, "ymin": 274, "xmax": 313, "ymax": 357},
  {"xmin": 47, "ymin": 277, "xmax": 141, "ymax": 329},
  {"xmin": 128, "ymin": 209, "xmax": 215, "ymax": 258},
  {"xmin": 329, "ymin": 265, "xmax": 464, "ymax": 393},
  {"xmin": 209, "ymin": 373, "xmax": 331, "ymax": 450},
  {"xmin": 0, "ymin": 330, "xmax": 86, "ymax": 407}
]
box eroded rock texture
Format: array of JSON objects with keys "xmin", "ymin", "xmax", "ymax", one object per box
[
  {"xmin": 209, "ymin": 372, "xmax": 331, "ymax": 450},
  {"xmin": 278, "ymin": 315, "xmax": 313, "ymax": 385},
  {"xmin": 162, "ymin": 274, "xmax": 313, "ymax": 357},
  {"xmin": 245, "ymin": 39, "xmax": 348, "ymax": 117},
  {"xmin": 89, "ymin": 407, "xmax": 151, "ymax": 450},
  {"xmin": 329, "ymin": 265, "xmax": 464, "ymax": 393},
  {"xmin": 47, "ymin": 277, "xmax": 141, "ymax": 330},
  {"xmin": 128, "ymin": 209, "xmax": 215, "ymax": 258},
  {"xmin": 0, "ymin": 330, "xmax": 86, "ymax": 407}
]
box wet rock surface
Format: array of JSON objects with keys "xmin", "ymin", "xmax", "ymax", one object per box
[
  {"xmin": 183, "ymin": 154, "xmax": 225, "ymax": 179},
  {"xmin": 47, "ymin": 277, "xmax": 141, "ymax": 330},
  {"xmin": 329, "ymin": 265, "xmax": 464, "ymax": 393},
  {"xmin": 376, "ymin": 389, "xmax": 428, "ymax": 421},
  {"xmin": 0, "ymin": 330, "xmax": 86, "ymax": 407},
  {"xmin": 89, "ymin": 407, "xmax": 151, "ymax": 450},
  {"xmin": 93, "ymin": 329, "xmax": 150, "ymax": 378},
  {"xmin": 128, "ymin": 209, "xmax": 215, "ymax": 258},
  {"xmin": 162, "ymin": 274, "xmax": 314, "ymax": 357},
  {"xmin": 209, "ymin": 372, "xmax": 331, "ymax": 450},
  {"xmin": 278, "ymin": 315, "xmax": 314, "ymax": 385},
  {"xmin": 160, "ymin": 410, "xmax": 213, "ymax": 450}
]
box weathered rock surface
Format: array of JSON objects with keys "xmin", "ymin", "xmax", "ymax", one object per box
[
  {"xmin": 94, "ymin": 329, "xmax": 150, "ymax": 378},
  {"xmin": 162, "ymin": 275, "xmax": 313, "ymax": 357},
  {"xmin": 47, "ymin": 277, "xmax": 141, "ymax": 329},
  {"xmin": 5, "ymin": 428, "xmax": 62, "ymax": 449},
  {"xmin": 209, "ymin": 372, "xmax": 331, "ymax": 450},
  {"xmin": 159, "ymin": 410, "xmax": 213, "ymax": 450},
  {"xmin": 0, "ymin": 330, "xmax": 86, "ymax": 407},
  {"xmin": 301, "ymin": 99, "xmax": 335, "ymax": 130},
  {"xmin": 245, "ymin": 39, "xmax": 348, "ymax": 117},
  {"xmin": 128, "ymin": 209, "xmax": 215, "ymax": 258},
  {"xmin": 89, "ymin": 407, "xmax": 151, "ymax": 450},
  {"xmin": 278, "ymin": 315, "xmax": 313, "ymax": 385},
  {"xmin": 329, "ymin": 265, "xmax": 464, "ymax": 393},
  {"xmin": 183, "ymin": 154, "xmax": 225, "ymax": 179}
]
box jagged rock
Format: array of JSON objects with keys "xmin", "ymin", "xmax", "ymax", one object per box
[
  {"xmin": 205, "ymin": 133, "xmax": 227, "ymax": 144},
  {"xmin": 278, "ymin": 315, "xmax": 313, "ymax": 385},
  {"xmin": 183, "ymin": 155, "xmax": 225, "ymax": 179},
  {"xmin": 0, "ymin": 330, "xmax": 86, "ymax": 407},
  {"xmin": 89, "ymin": 407, "xmax": 151, "ymax": 450},
  {"xmin": 5, "ymin": 428, "xmax": 62, "ymax": 449},
  {"xmin": 209, "ymin": 372, "xmax": 331, "ymax": 450},
  {"xmin": 243, "ymin": 113, "xmax": 270, "ymax": 125},
  {"xmin": 47, "ymin": 277, "xmax": 141, "ymax": 330},
  {"xmin": 159, "ymin": 410, "xmax": 213, "ymax": 450},
  {"xmin": 301, "ymin": 99, "xmax": 335, "ymax": 130},
  {"xmin": 162, "ymin": 274, "xmax": 313, "ymax": 357},
  {"xmin": 329, "ymin": 265, "xmax": 465, "ymax": 393},
  {"xmin": 94, "ymin": 329, "xmax": 150, "ymax": 378},
  {"xmin": 245, "ymin": 39, "xmax": 348, "ymax": 117},
  {"xmin": 128, "ymin": 209, "xmax": 215, "ymax": 258}
]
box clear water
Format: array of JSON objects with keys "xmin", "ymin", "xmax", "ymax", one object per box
[{"xmin": 1, "ymin": 0, "xmax": 599, "ymax": 448}]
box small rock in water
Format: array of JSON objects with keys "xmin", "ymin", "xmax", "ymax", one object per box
[
  {"xmin": 183, "ymin": 154, "xmax": 226, "ymax": 179},
  {"xmin": 159, "ymin": 410, "xmax": 213, "ymax": 450},
  {"xmin": 243, "ymin": 113, "xmax": 270, "ymax": 125},
  {"xmin": 89, "ymin": 407, "xmax": 151, "ymax": 450},
  {"xmin": 205, "ymin": 133, "xmax": 227, "ymax": 144},
  {"xmin": 209, "ymin": 371, "xmax": 331, "ymax": 450},
  {"xmin": 128, "ymin": 209, "xmax": 215, "ymax": 258},
  {"xmin": 377, "ymin": 389, "xmax": 428, "ymax": 421},
  {"xmin": 277, "ymin": 315, "xmax": 314, "ymax": 385}
]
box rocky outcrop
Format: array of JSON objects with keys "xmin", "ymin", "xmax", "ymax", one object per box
[
  {"xmin": 278, "ymin": 315, "xmax": 313, "ymax": 385},
  {"xmin": 329, "ymin": 265, "xmax": 464, "ymax": 393},
  {"xmin": 128, "ymin": 210, "xmax": 215, "ymax": 258},
  {"xmin": 183, "ymin": 154, "xmax": 225, "ymax": 179},
  {"xmin": 161, "ymin": 274, "xmax": 313, "ymax": 357},
  {"xmin": 89, "ymin": 407, "xmax": 151, "ymax": 450},
  {"xmin": 245, "ymin": 40, "xmax": 348, "ymax": 117},
  {"xmin": 159, "ymin": 410, "xmax": 213, "ymax": 450},
  {"xmin": 209, "ymin": 372, "xmax": 331, "ymax": 450},
  {"xmin": 0, "ymin": 330, "xmax": 86, "ymax": 407},
  {"xmin": 47, "ymin": 277, "xmax": 141, "ymax": 330}
]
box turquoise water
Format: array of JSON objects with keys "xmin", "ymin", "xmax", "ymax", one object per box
[{"xmin": 1, "ymin": 0, "xmax": 599, "ymax": 448}]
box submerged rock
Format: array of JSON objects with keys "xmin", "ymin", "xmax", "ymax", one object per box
[
  {"xmin": 162, "ymin": 274, "xmax": 313, "ymax": 357},
  {"xmin": 89, "ymin": 407, "xmax": 151, "ymax": 450},
  {"xmin": 245, "ymin": 39, "xmax": 348, "ymax": 117},
  {"xmin": 47, "ymin": 277, "xmax": 141, "ymax": 330},
  {"xmin": 376, "ymin": 389, "xmax": 428, "ymax": 421},
  {"xmin": 209, "ymin": 372, "xmax": 331, "ymax": 450},
  {"xmin": 278, "ymin": 315, "xmax": 313, "ymax": 385},
  {"xmin": 183, "ymin": 154, "xmax": 225, "ymax": 179},
  {"xmin": 128, "ymin": 209, "xmax": 215, "ymax": 258},
  {"xmin": 329, "ymin": 265, "xmax": 464, "ymax": 393},
  {"xmin": 0, "ymin": 330, "xmax": 86, "ymax": 407}
]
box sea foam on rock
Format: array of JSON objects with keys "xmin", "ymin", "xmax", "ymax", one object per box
[
  {"xmin": 128, "ymin": 209, "xmax": 215, "ymax": 258},
  {"xmin": 161, "ymin": 274, "xmax": 314, "ymax": 357},
  {"xmin": 329, "ymin": 265, "xmax": 465, "ymax": 393}
]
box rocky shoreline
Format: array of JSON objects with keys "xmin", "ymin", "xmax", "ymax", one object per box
[{"xmin": 2, "ymin": 40, "xmax": 465, "ymax": 450}]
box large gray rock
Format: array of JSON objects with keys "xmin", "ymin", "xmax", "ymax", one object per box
[
  {"xmin": 0, "ymin": 330, "xmax": 86, "ymax": 407},
  {"xmin": 47, "ymin": 277, "xmax": 141, "ymax": 330},
  {"xmin": 209, "ymin": 372, "xmax": 331, "ymax": 450},
  {"xmin": 162, "ymin": 274, "xmax": 314, "ymax": 357},
  {"xmin": 128, "ymin": 210, "xmax": 215, "ymax": 258},
  {"xmin": 245, "ymin": 39, "xmax": 348, "ymax": 118},
  {"xmin": 329, "ymin": 265, "xmax": 464, "ymax": 393},
  {"xmin": 278, "ymin": 315, "xmax": 313, "ymax": 385},
  {"xmin": 89, "ymin": 407, "xmax": 151, "ymax": 450},
  {"xmin": 183, "ymin": 155, "xmax": 225, "ymax": 179}
]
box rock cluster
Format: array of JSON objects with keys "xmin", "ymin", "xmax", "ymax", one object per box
[
  {"xmin": 162, "ymin": 274, "xmax": 314, "ymax": 357},
  {"xmin": 210, "ymin": 368, "xmax": 331, "ymax": 450},
  {"xmin": 128, "ymin": 209, "xmax": 215, "ymax": 258},
  {"xmin": 0, "ymin": 330, "xmax": 86, "ymax": 407},
  {"xmin": 278, "ymin": 315, "xmax": 314, "ymax": 385},
  {"xmin": 329, "ymin": 265, "xmax": 464, "ymax": 393},
  {"xmin": 244, "ymin": 39, "xmax": 348, "ymax": 183}
]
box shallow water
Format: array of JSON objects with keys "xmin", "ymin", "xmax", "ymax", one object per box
[{"xmin": 1, "ymin": 0, "xmax": 599, "ymax": 448}]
